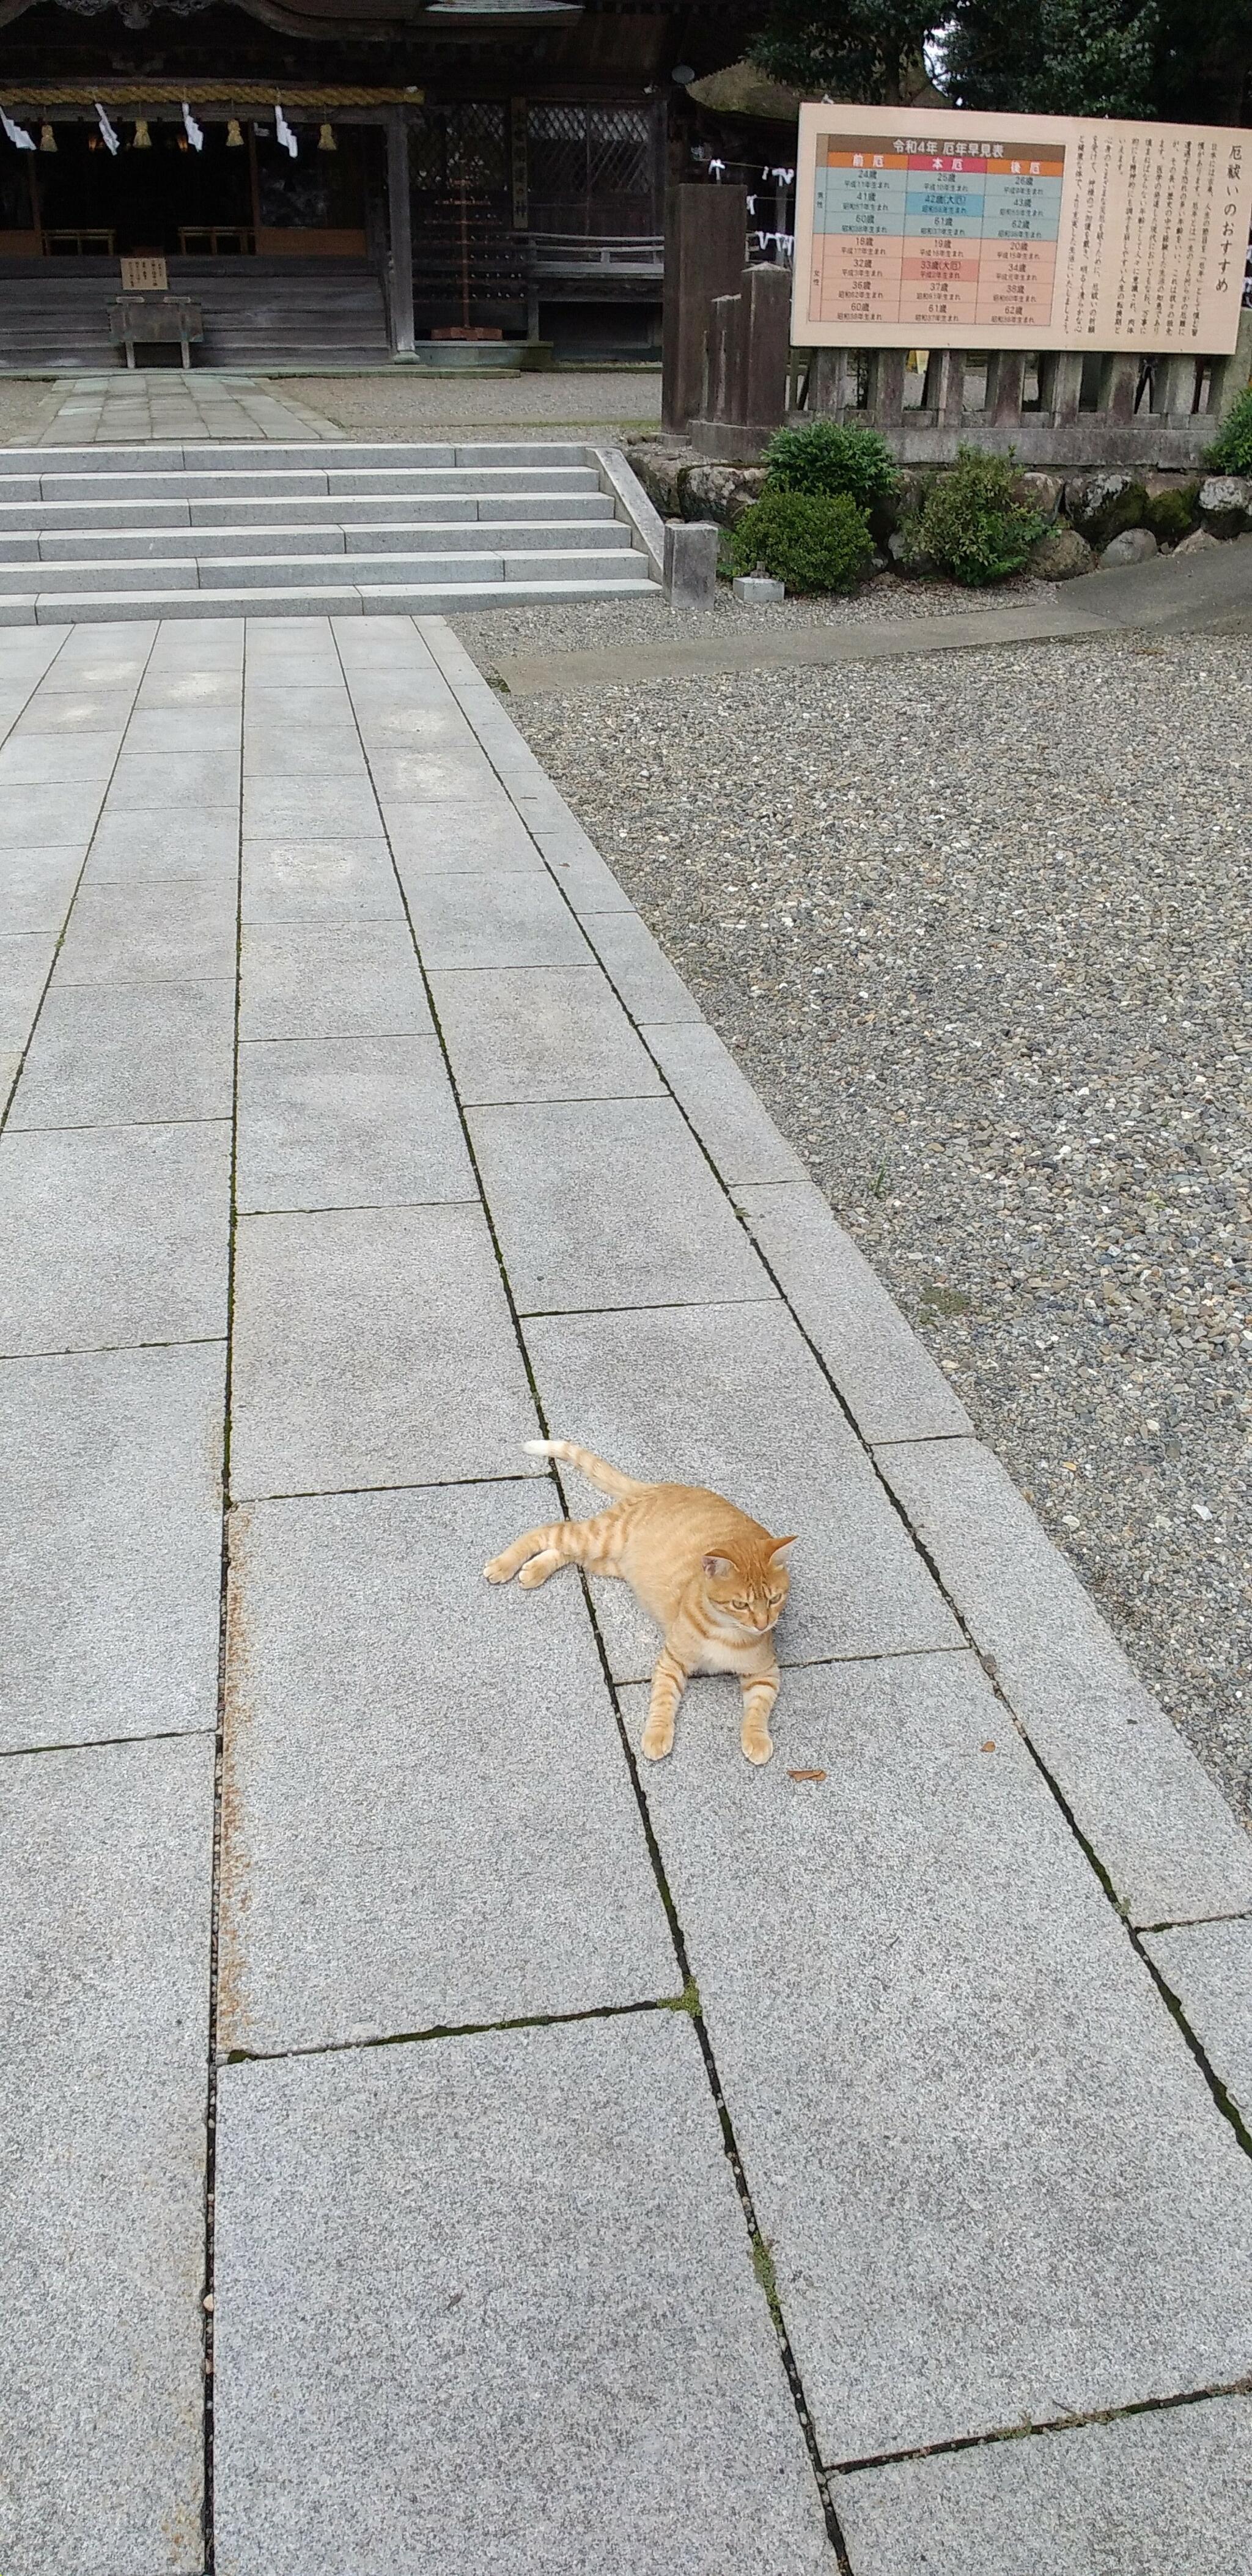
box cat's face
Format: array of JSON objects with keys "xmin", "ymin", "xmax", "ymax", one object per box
[{"xmin": 701, "ymin": 1540, "xmax": 795, "ymax": 1636}]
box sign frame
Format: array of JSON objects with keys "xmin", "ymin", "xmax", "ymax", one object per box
[{"xmin": 791, "ymin": 101, "xmax": 1252, "ymax": 355}]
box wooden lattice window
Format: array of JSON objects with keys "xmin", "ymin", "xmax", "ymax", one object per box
[
  {"xmin": 410, "ymin": 103, "xmax": 507, "ymax": 193},
  {"xmin": 526, "ymin": 104, "xmax": 653, "ymax": 231}
]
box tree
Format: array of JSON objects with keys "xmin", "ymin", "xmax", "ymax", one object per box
[
  {"xmin": 942, "ymin": 0, "xmax": 1252, "ymax": 122},
  {"xmin": 746, "ymin": 1, "xmax": 938, "ymax": 106}
]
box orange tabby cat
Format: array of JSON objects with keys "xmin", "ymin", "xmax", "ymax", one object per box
[{"xmin": 484, "ymin": 1439, "xmax": 795, "ymax": 1765}]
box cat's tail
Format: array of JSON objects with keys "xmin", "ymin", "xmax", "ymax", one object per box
[{"xmin": 523, "ymin": 1437, "xmax": 647, "ymax": 1499}]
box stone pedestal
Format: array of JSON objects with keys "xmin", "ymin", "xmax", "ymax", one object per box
[{"xmin": 663, "ymin": 519, "xmax": 718, "ymax": 610}]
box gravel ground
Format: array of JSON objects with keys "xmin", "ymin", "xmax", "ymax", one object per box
[
  {"xmin": 453, "ymin": 569, "xmax": 1054, "ymax": 665},
  {"xmin": 273, "ymin": 367, "xmax": 661, "ymax": 440},
  {"xmin": 508, "ymin": 632, "xmax": 1252, "ymax": 1824}
]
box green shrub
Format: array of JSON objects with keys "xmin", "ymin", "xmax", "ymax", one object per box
[
  {"xmin": 763, "ymin": 420, "xmax": 899, "ymax": 509},
  {"xmin": 899, "ymin": 447, "xmax": 1045, "ymax": 586},
  {"xmin": 729, "ymin": 489, "xmax": 874, "ymax": 595},
  {"xmin": 1144, "ymin": 484, "xmax": 1199, "ymax": 545},
  {"xmin": 1206, "ymin": 386, "xmax": 1252, "ymax": 474}
]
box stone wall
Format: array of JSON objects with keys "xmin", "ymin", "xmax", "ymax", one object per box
[{"xmin": 622, "ymin": 438, "xmax": 1252, "ymax": 581}]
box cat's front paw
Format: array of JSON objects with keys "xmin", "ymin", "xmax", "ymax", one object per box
[
  {"xmin": 483, "ymin": 1554, "xmax": 514, "ymax": 1582},
  {"xmin": 741, "ymin": 1730, "xmax": 775, "ymax": 1766},
  {"xmin": 641, "ymin": 1719, "xmax": 675, "ymax": 1762}
]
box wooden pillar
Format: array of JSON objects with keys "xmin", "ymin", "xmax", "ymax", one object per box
[
  {"xmin": 1039, "ymin": 350, "xmax": 1083, "ymax": 424},
  {"xmin": 985, "ymin": 348, "xmax": 1025, "ymax": 426},
  {"xmin": 386, "ymin": 107, "xmax": 415, "ymax": 356},
  {"xmin": 1098, "ymin": 352, "xmax": 1139, "ymax": 422},
  {"xmin": 922, "ymin": 347, "xmax": 965, "ymax": 422},
  {"xmin": 662, "ymin": 183, "xmax": 747, "ymax": 433},
  {"xmin": 1151, "ymin": 353, "xmax": 1199, "ymax": 415}
]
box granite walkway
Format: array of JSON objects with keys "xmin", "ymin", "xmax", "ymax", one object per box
[{"xmin": 1, "ymin": 609, "xmax": 1251, "ymax": 2576}]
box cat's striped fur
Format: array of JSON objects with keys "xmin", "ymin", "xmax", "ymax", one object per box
[{"xmin": 485, "ymin": 1439, "xmax": 795, "ymax": 1765}]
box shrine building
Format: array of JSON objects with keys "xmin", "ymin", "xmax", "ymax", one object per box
[{"xmin": 0, "ymin": 0, "xmax": 759, "ymax": 367}]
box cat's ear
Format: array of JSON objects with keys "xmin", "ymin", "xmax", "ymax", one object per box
[
  {"xmin": 768, "ymin": 1535, "xmax": 798, "ymax": 1560},
  {"xmin": 702, "ymin": 1552, "xmax": 734, "ymax": 1578}
]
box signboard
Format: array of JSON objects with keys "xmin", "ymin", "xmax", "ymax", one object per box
[
  {"xmin": 119, "ymin": 256, "xmax": 168, "ymax": 290},
  {"xmin": 792, "ymin": 103, "xmax": 1252, "ymax": 353}
]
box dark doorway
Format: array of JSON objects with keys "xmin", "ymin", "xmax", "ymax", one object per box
[{"xmin": 34, "ymin": 124, "xmax": 252, "ymax": 256}]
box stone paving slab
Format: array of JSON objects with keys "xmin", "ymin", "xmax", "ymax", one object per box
[
  {"xmin": 643, "ymin": 1020, "xmax": 809, "ymax": 1188},
  {"xmin": 470, "ymin": 1096, "xmax": 775, "ymax": 1314},
  {"xmin": 213, "ymin": 2013, "xmax": 833, "ymax": 2575},
  {"xmin": 402, "ymin": 866, "xmax": 592, "ymax": 969},
  {"xmin": 235, "ymin": 1033, "xmax": 474, "ymax": 1213},
  {"xmin": 88, "ymin": 805, "xmax": 240, "ymax": 880},
  {"xmin": 0, "ymin": 1341, "xmax": 224, "ymax": 1752},
  {"xmin": 430, "ymin": 962, "xmax": 663, "ymax": 1105},
  {"xmin": 735, "ymin": 1180, "xmax": 974, "ymax": 1446},
  {"xmin": 0, "ymin": 1118, "xmax": 230, "ymax": 1356},
  {"xmin": 834, "ymin": 2395, "xmax": 1252, "ymax": 2576},
  {"xmin": 10, "ymin": 976, "xmax": 235, "ymax": 1128},
  {"xmin": 523, "ymin": 1301, "xmax": 959, "ymax": 1680},
  {"xmin": 876, "ymin": 1437, "xmax": 1252, "ymax": 1928},
  {"xmin": 584, "ymin": 907, "xmax": 705, "ymax": 1023},
  {"xmin": 0, "ymin": 1733, "xmax": 213, "ymax": 2574},
  {"xmin": 386, "ymin": 799, "xmax": 543, "ymax": 874},
  {"xmin": 631, "ymin": 1652, "xmax": 1252, "ymax": 2465},
  {"xmin": 0, "ymin": 847, "xmax": 84, "ymax": 935},
  {"xmin": 219, "ymin": 1482, "xmax": 673, "ymax": 2052},
  {"xmin": 240, "ymin": 838, "xmax": 400, "ymax": 925},
  {"xmin": 229, "ymin": 1201, "xmax": 539, "ymax": 1499},
  {"xmin": 0, "ymin": 931, "xmax": 54, "ymax": 1050},
  {"xmin": 239, "ymin": 921, "xmax": 432, "ymax": 1041},
  {"xmin": 1144, "ymin": 1919, "xmax": 1252, "ymax": 2125},
  {"xmin": 57, "ymin": 875, "xmax": 237, "ymax": 985}
]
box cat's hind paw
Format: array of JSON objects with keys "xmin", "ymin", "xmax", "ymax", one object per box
[
  {"xmin": 641, "ymin": 1720, "xmax": 675, "ymax": 1762},
  {"xmin": 517, "ymin": 1548, "xmax": 561, "ymax": 1588},
  {"xmin": 741, "ymin": 1730, "xmax": 775, "ymax": 1766},
  {"xmin": 483, "ymin": 1554, "xmax": 515, "ymax": 1583}
]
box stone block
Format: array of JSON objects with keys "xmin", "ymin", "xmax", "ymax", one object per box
[
  {"xmin": 468, "ymin": 1096, "xmax": 773, "ymax": 1314},
  {"xmin": 235, "ymin": 1033, "xmax": 473, "ymax": 1213},
  {"xmin": 525, "ymin": 1299, "xmax": 958, "ymax": 1680},
  {"xmin": 430, "ymin": 964, "xmax": 662, "ymax": 1106},
  {"xmin": 835, "ymin": 2396, "xmax": 1252, "ymax": 2575},
  {"xmin": 56, "ymin": 877, "xmax": 237, "ymax": 985},
  {"xmin": 634, "ymin": 1653, "xmax": 1252, "ymax": 2464},
  {"xmin": 9, "ymin": 976, "xmax": 234, "ymax": 1130},
  {"xmin": 0, "ymin": 1342, "xmax": 223, "ymax": 1752},
  {"xmin": 387, "ymin": 799, "xmax": 543, "ymax": 876},
  {"xmin": 641, "ymin": 1020, "xmax": 806, "ymax": 1186},
  {"xmin": 1144, "ymin": 1919, "xmax": 1252, "ymax": 2125},
  {"xmin": 402, "ymin": 869, "xmax": 591, "ymax": 970},
  {"xmin": 240, "ymin": 839, "xmax": 400, "ymax": 926},
  {"xmin": 229, "ymin": 1200, "xmax": 538, "ymax": 1499},
  {"xmin": 734, "ymin": 1179, "xmax": 974, "ymax": 1444},
  {"xmin": 874, "ymin": 1437, "xmax": 1252, "ymax": 1928},
  {"xmin": 239, "ymin": 923, "xmax": 432, "ymax": 1042},
  {"xmin": 218, "ymin": 1482, "xmax": 673, "ymax": 2051},
  {"xmin": 663, "ymin": 519, "xmax": 719, "ymax": 610},
  {"xmin": 0, "ymin": 1733, "xmax": 212, "ymax": 2571},
  {"xmin": 584, "ymin": 909, "xmax": 704, "ymax": 1024},
  {"xmin": 213, "ymin": 2014, "xmax": 831, "ymax": 2574},
  {"xmin": 732, "ymin": 574, "xmax": 784, "ymax": 603},
  {"xmin": 0, "ymin": 1120, "xmax": 230, "ymax": 1356}
]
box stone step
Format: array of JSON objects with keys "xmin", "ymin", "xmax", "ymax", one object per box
[
  {"xmin": 0, "ymin": 544, "xmax": 650, "ymax": 599},
  {"xmin": 0, "ymin": 440, "xmax": 594, "ymax": 478},
  {"xmin": 0, "ymin": 575, "xmax": 661, "ymax": 627},
  {"xmin": 13, "ymin": 466, "xmax": 602, "ymax": 507},
  {"xmin": 0, "ymin": 492, "xmax": 617, "ymax": 537},
  {"xmin": 0, "ymin": 518, "xmax": 635, "ymax": 566}
]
